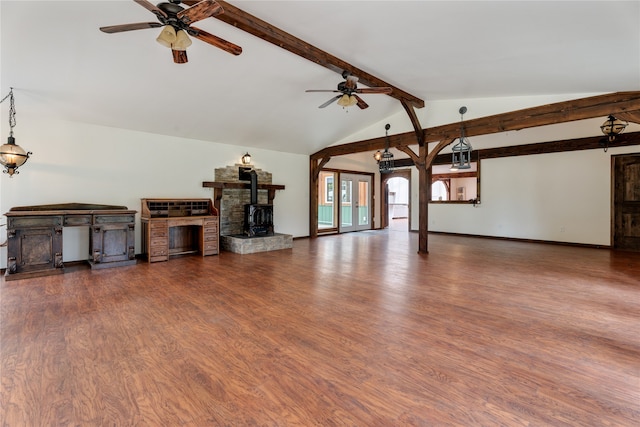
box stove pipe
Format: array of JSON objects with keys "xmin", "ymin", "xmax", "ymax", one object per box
[{"xmin": 239, "ymin": 167, "xmax": 258, "ymax": 204}]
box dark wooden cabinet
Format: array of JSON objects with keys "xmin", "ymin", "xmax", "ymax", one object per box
[
  {"xmin": 140, "ymin": 198, "xmax": 219, "ymax": 263},
  {"xmin": 4, "ymin": 203, "xmax": 137, "ymax": 281}
]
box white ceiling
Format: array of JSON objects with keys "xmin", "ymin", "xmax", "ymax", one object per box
[{"xmin": 1, "ymin": 1, "xmax": 639, "ymax": 155}]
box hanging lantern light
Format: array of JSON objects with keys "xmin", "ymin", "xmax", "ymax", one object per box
[
  {"xmin": 450, "ymin": 106, "xmax": 472, "ymax": 171},
  {"xmin": 0, "ymin": 88, "xmax": 32, "ymax": 177},
  {"xmin": 378, "ymin": 123, "xmax": 394, "ymax": 173},
  {"xmin": 599, "ymin": 114, "xmax": 628, "ymax": 152}
]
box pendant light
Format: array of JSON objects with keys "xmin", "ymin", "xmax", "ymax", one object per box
[
  {"xmin": 0, "ymin": 88, "xmax": 32, "ymax": 177},
  {"xmin": 450, "ymin": 106, "xmax": 472, "ymax": 171},
  {"xmin": 378, "ymin": 123, "xmax": 394, "ymax": 173},
  {"xmin": 599, "ymin": 114, "xmax": 628, "ymax": 152}
]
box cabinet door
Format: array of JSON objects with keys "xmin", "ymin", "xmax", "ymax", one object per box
[
  {"xmin": 7, "ymin": 227, "xmax": 63, "ymax": 274},
  {"xmin": 90, "ymin": 223, "xmax": 135, "ymax": 264}
]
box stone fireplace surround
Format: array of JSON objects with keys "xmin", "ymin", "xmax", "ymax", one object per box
[{"xmin": 203, "ymin": 164, "xmax": 292, "ymax": 254}]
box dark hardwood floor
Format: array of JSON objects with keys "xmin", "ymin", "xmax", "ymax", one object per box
[{"xmin": 1, "ymin": 229, "xmax": 639, "ymax": 426}]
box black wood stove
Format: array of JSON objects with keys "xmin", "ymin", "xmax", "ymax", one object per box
[{"xmin": 239, "ymin": 167, "xmax": 274, "ymax": 237}]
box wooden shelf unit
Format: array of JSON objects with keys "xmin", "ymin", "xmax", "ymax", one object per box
[{"xmin": 140, "ymin": 198, "xmax": 219, "ymax": 263}]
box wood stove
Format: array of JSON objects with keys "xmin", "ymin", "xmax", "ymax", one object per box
[{"xmin": 239, "ymin": 167, "xmax": 274, "ymax": 237}]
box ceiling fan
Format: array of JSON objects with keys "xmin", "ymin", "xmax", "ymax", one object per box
[
  {"xmin": 99, "ymin": 0, "xmax": 242, "ymax": 64},
  {"xmin": 306, "ymin": 71, "xmax": 393, "ymax": 109}
]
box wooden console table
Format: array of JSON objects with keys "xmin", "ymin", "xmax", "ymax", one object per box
[
  {"xmin": 4, "ymin": 203, "xmax": 137, "ymax": 281},
  {"xmin": 140, "ymin": 198, "xmax": 219, "ymax": 263}
]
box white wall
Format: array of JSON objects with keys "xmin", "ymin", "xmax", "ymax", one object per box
[
  {"xmin": 0, "ymin": 117, "xmax": 309, "ymax": 268},
  {"xmin": 427, "ymin": 145, "xmax": 638, "ymax": 245},
  {"xmin": 326, "ymin": 94, "xmax": 640, "ymax": 246}
]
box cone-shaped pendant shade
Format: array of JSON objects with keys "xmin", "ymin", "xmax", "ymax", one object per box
[
  {"xmin": 156, "ymin": 25, "xmax": 177, "ymax": 48},
  {"xmin": 337, "ymin": 94, "xmax": 351, "ymax": 107},
  {"xmin": 172, "ymin": 30, "xmax": 192, "ymax": 51}
]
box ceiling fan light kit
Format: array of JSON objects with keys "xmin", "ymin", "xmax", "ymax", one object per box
[
  {"xmin": 100, "ymin": 0, "xmax": 242, "ymax": 63},
  {"xmin": 156, "ymin": 25, "xmax": 177, "ymax": 48},
  {"xmin": 337, "ymin": 94, "xmax": 357, "ymax": 108},
  {"xmin": 173, "ymin": 29, "xmax": 193, "ymax": 50},
  {"xmin": 306, "ymin": 70, "xmax": 392, "ymax": 110}
]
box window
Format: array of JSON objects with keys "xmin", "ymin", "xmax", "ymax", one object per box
[
  {"xmin": 342, "ymin": 180, "xmax": 351, "ymax": 203},
  {"xmin": 325, "ymin": 176, "xmax": 334, "ymax": 203}
]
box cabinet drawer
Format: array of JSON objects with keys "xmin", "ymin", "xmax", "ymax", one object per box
[
  {"xmin": 64, "ymin": 215, "xmax": 92, "ymax": 226},
  {"xmin": 204, "ymin": 242, "xmax": 218, "ymax": 252},
  {"xmin": 8, "ymin": 215, "xmax": 63, "ymax": 229},
  {"xmin": 150, "ymin": 237, "xmax": 168, "ymax": 247},
  {"xmin": 149, "ymin": 255, "xmax": 168, "ymax": 263},
  {"xmin": 203, "ymin": 218, "xmax": 218, "ymax": 226},
  {"xmin": 95, "ymin": 214, "xmax": 135, "ymax": 224},
  {"xmin": 168, "ymin": 218, "xmax": 202, "ymax": 227},
  {"xmin": 150, "ymin": 228, "xmax": 168, "ymax": 238},
  {"xmin": 150, "ymin": 246, "xmax": 168, "ymax": 257},
  {"xmin": 203, "ymin": 225, "xmax": 218, "ymax": 234},
  {"xmin": 203, "ymin": 233, "xmax": 217, "ymax": 242},
  {"xmin": 150, "ymin": 221, "xmax": 168, "ymax": 229}
]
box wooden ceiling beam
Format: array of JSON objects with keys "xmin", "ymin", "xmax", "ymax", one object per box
[
  {"xmin": 616, "ymin": 110, "xmax": 640, "ymax": 124},
  {"xmin": 392, "ymin": 131, "xmax": 640, "ymax": 168},
  {"xmin": 311, "ymin": 91, "xmax": 640, "ymax": 160},
  {"xmin": 206, "ymin": 1, "xmax": 424, "ymax": 109}
]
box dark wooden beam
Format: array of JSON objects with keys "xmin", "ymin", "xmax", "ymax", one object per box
[
  {"xmin": 432, "ymin": 171, "xmax": 476, "ymax": 180},
  {"xmin": 311, "ymin": 92, "xmax": 640, "ymax": 160},
  {"xmin": 391, "ymin": 131, "xmax": 640, "ymax": 168},
  {"xmin": 205, "ymin": 1, "xmax": 424, "ymax": 109},
  {"xmin": 400, "ymin": 99, "xmax": 425, "ymax": 146}
]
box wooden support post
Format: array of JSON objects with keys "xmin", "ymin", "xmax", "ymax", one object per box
[
  {"xmin": 417, "ymin": 144, "xmax": 430, "ymax": 254},
  {"xmin": 309, "ymin": 156, "xmax": 331, "ymax": 238}
]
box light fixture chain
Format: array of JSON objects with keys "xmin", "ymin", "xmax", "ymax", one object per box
[{"xmin": 0, "ymin": 88, "xmax": 16, "ymax": 134}]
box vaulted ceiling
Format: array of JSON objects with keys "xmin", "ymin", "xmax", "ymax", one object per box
[{"xmin": 1, "ymin": 1, "xmax": 639, "ymax": 155}]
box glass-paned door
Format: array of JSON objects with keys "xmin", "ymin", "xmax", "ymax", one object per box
[
  {"xmin": 318, "ymin": 171, "xmax": 338, "ymax": 230},
  {"xmin": 340, "ymin": 174, "xmax": 372, "ymax": 232}
]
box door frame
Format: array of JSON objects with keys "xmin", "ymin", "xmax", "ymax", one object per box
[
  {"xmin": 340, "ymin": 173, "xmax": 373, "ymax": 233},
  {"xmin": 381, "ymin": 169, "xmax": 412, "ymax": 230},
  {"xmin": 612, "ymin": 153, "xmax": 640, "ymax": 251},
  {"xmin": 317, "ymin": 168, "xmax": 375, "ymax": 234}
]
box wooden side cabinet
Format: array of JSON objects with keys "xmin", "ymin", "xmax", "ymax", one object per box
[
  {"xmin": 140, "ymin": 198, "xmax": 219, "ymax": 263},
  {"xmin": 4, "ymin": 203, "xmax": 137, "ymax": 280}
]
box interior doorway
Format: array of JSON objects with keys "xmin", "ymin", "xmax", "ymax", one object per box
[{"xmin": 381, "ymin": 169, "xmax": 411, "ymax": 231}]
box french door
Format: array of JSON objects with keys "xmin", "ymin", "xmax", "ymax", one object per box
[{"xmin": 340, "ymin": 173, "xmax": 372, "ymax": 232}]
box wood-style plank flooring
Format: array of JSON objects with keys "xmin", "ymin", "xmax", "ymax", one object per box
[{"xmin": 1, "ymin": 228, "xmax": 639, "ymax": 426}]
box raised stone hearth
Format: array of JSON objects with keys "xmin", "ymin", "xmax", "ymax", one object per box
[
  {"xmin": 221, "ymin": 233, "xmax": 293, "ymax": 254},
  {"xmin": 204, "ymin": 164, "xmax": 289, "ymax": 254}
]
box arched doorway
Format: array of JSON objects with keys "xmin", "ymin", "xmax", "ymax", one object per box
[{"xmin": 380, "ymin": 169, "xmax": 411, "ymax": 231}]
